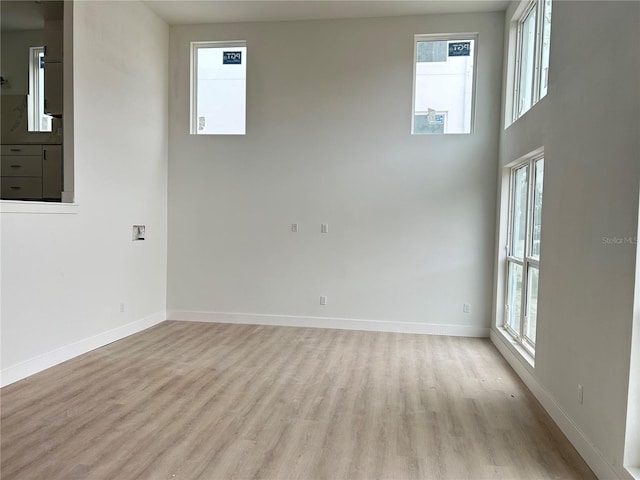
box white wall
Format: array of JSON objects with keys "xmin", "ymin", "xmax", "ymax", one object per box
[
  {"xmin": 0, "ymin": 0, "xmax": 168, "ymax": 384},
  {"xmin": 493, "ymin": 1, "xmax": 640, "ymax": 477},
  {"xmin": 167, "ymin": 13, "xmax": 504, "ymax": 334}
]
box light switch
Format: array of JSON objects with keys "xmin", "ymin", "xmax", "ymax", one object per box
[{"xmin": 133, "ymin": 225, "xmax": 145, "ymax": 241}]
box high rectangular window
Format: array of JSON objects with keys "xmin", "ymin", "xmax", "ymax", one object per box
[
  {"xmin": 190, "ymin": 41, "xmax": 247, "ymax": 135},
  {"xmin": 412, "ymin": 34, "xmax": 477, "ymax": 135},
  {"xmin": 505, "ymin": 154, "xmax": 545, "ymax": 356},
  {"xmin": 513, "ymin": 0, "xmax": 552, "ymax": 121}
]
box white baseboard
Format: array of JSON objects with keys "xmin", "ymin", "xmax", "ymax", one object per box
[
  {"xmin": 0, "ymin": 311, "xmax": 166, "ymax": 387},
  {"xmin": 167, "ymin": 310, "xmax": 490, "ymax": 338},
  {"xmin": 490, "ymin": 328, "xmax": 627, "ymax": 480}
]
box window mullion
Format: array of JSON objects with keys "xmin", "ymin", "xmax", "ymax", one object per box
[
  {"xmin": 506, "ymin": 169, "xmax": 516, "ymax": 255},
  {"xmin": 533, "ymin": 0, "xmax": 544, "ymax": 103},
  {"xmin": 519, "ymin": 161, "xmax": 534, "ymax": 343},
  {"xmin": 524, "ymin": 159, "xmax": 535, "ymax": 259},
  {"xmin": 513, "ymin": 22, "xmax": 523, "ymax": 119},
  {"xmin": 532, "ymin": 1, "xmax": 540, "ymax": 105},
  {"xmin": 190, "ymin": 45, "xmax": 198, "ymax": 135},
  {"xmin": 521, "ymin": 258, "xmax": 530, "ymax": 343}
]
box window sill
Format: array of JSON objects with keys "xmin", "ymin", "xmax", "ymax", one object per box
[
  {"xmin": 626, "ymin": 466, "xmax": 640, "ymax": 480},
  {"xmin": 0, "ymin": 200, "xmax": 79, "ymax": 214},
  {"xmin": 495, "ymin": 325, "xmax": 535, "ymax": 368}
]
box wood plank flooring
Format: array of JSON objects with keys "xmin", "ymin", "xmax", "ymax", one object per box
[{"xmin": 1, "ymin": 321, "xmax": 596, "ymax": 480}]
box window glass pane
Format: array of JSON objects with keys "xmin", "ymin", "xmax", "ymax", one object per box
[
  {"xmin": 525, "ymin": 265, "xmax": 539, "ymax": 344},
  {"xmin": 195, "ymin": 44, "xmax": 246, "ymax": 135},
  {"xmin": 539, "ymin": 0, "xmax": 552, "ymax": 98},
  {"xmin": 413, "ymin": 38, "xmax": 475, "ymax": 134},
  {"xmin": 416, "ymin": 41, "xmax": 447, "ymax": 62},
  {"xmin": 517, "ymin": 6, "xmax": 536, "ymax": 117},
  {"xmin": 531, "ymin": 158, "xmax": 544, "ymax": 258},
  {"xmin": 413, "ymin": 113, "xmax": 446, "ymax": 134},
  {"xmin": 507, "ymin": 262, "xmax": 523, "ymax": 334},
  {"xmin": 510, "ymin": 165, "xmax": 528, "ymax": 258}
]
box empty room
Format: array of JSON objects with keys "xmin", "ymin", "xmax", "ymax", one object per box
[{"xmin": 1, "ymin": 0, "xmax": 638, "ymax": 479}]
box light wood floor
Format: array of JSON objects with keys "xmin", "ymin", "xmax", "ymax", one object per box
[{"xmin": 1, "ymin": 321, "xmax": 595, "ymax": 480}]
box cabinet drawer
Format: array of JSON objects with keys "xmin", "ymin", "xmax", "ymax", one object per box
[
  {"xmin": 1, "ymin": 177, "xmax": 43, "ymax": 200},
  {"xmin": 1, "ymin": 145, "xmax": 42, "ymax": 156},
  {"xmin": 1, "ymin": 156, "xmax": 43, "ymax": 177}
]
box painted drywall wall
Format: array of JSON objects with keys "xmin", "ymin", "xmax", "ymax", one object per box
[
  {"xmin": 167, "ymin": 13, "xmax": 504, "ymax": 332},
  {"xmin": 0, "ymin": 0, "xmax": 168, "ymax": 380},
  {"xmin": 493, "ymin": 1, "xmax": 640, "ymax": 477}
]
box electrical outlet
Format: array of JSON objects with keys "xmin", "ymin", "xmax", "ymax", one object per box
[
  {"xmin": 321, "ymin": 224, "xmax": 329, "ymax": 233},
  {"xmin": 132, "ymin": 225, "xmax": 145, "ymax": 241},
  {"xmin": 463, "ymin": 303, "xmax": 471, "ymax": 314},
  {"xmin": 292, "ymin": 223, "xmax": 298, "ymax": 233},
  {"xmin": 320, "ymin": 296, "xmax": 327, "ymax": 305},
  {"xmin": 578, "ymin": 384, "xmax": 583, "ymax": 404}
]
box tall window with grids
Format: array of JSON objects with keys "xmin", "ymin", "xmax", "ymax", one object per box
[{"xmin": 505, "ymin": 155, "xmax": 544, "ymax": 355}]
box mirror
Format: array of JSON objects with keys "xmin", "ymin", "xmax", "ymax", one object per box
[{"xmin": 1, "ymin": 0, "xmax": 65, "ymax": 202}]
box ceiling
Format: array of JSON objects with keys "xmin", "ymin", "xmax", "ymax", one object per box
[
  {"xmin": 0, "ymin": 1, "xmax": 509, "ymax": 33},
  {"xmin": 1, "ymin": 1, "xmax": 63, "ymax": 32},
  {"xmin": 144, "ymin": 0, "xmax": 509, "ymax": 25}
]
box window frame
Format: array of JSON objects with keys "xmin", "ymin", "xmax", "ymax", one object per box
[
  {"xmin": 411, "ymin": 33, "xmax": 479, "ymax": 135},
  {"xmin": 190, "ymin": 40, "xmax": 247, "ymax": 136},
  {"xmin": 512, "ymin": 0, "xmax": 552, "ymax": 122},
  {"xmin": 504, "ymin": 152, "xmax": 545, "ymax": 356}
]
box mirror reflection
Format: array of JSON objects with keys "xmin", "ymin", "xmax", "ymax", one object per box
[{"xmin": 1, "ymin": 0, "xmax": 64, "ymax": 201}]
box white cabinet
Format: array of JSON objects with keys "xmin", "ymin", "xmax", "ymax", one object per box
[
  {"xmin": 44, "ymin": 20, "xmax": 64, "ymax": 63},
  {"xmin": 1, "ymin": 144, "xmax": 62, "ymax": 201},
  {"xmin": 42, "ymin": 145, "xmax": 62, "ymax": 199},
  {"xmin": 44, "ymin": 19, "xmax": 64, "ymax": 117},
  {"xmin": 44, "ymin": 62, "xmax": 63, "ymax": 118}
]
